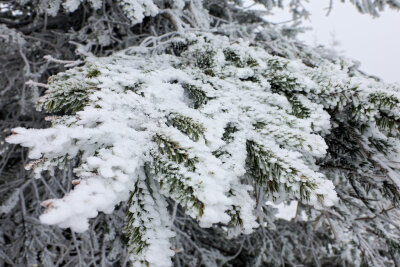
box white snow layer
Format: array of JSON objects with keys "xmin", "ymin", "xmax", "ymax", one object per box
[{"xmin": 8, "ymin": 33, "xmax": 400, "ymax": 266}]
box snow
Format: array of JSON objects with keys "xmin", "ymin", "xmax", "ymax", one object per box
[
  {"xmin": 40, "ymin": 177, "xmax": 130, "ymax": 232},
  {"xmin": 7, "ymin": 32, "xmax": 400, "ymax": 266},
  {"xmin": 267, "ymin": 201, "xmax": 298, "ymax": 221},
  {"xmin": 39, "ymin": 0, "xmax": 190, "ymax": 24},
  {"xmin": 7, "ymin": 33, "xmax": 340, "ymax": 232}
]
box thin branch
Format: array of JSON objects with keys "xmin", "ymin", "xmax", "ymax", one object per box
[{"xmin": 355, "ymin": 206, "xmax": 395, "ymax": 221}]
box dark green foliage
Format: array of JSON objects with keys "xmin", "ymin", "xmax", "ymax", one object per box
[
  {"xmin": 266, "ymin": 59, "xmax": 299, "ymax": 93},
  {"xmin": 124, "ymin": 181, "xmax": 148, "ymax": 255},
  {"xmin": 150, "ymin": 134, "xmax": 205, "ymax": 217},
  {"xmin": 253, "ymin": 122, "xmax": 267, "ymax": 130},
  {"xmin": 288, "ymin": 95, "xmax": 311, "ymax": 119},
  {"xmin": 195, "ymin": 50, "xmax": 215, "ymax": 69},
  {"xmin": 375, "ymin": 111, "xmax": 400, "ymax": 133},
  {"xmin": 125, "ymin": 81, "xmax": 145, "ymax": 96},
  {"xmin": 246, "ymin": 140, "xmax": 282, "ymax": 186},
  {"xmin": 153, "ymin": 134, "xmax": 197, "ymax": 168},
  {"xmin": 368, "ymin": 137, "xmax": 394, "ymax": 156},
  {"xmin": 267, "ymin": 58, "xmax": 288, "ymax": 72},
  {"xmin": 167, "ymin": 113, "xmax": 206, "ymax": 142},
  {"xmin": 86, "ymin": 69, "xmax": 101, "ymax": 78},
  {"xmin": 203, "ymin": 68, "xmax": 215, "ymax": 76},
  {"xmin": 246, "ymin": 140, "xmax": 317, "ymax": 201},
  {"xmin": 150, "ymin": 157, "xmax": 205, "ymax": 217},
  {"xmin": 194, "ymin": 49, "xmax": 217, "ymax": 76},
  {"xmin": 40, "ymin": 83, "xmax": 93, "ymax": 113},
  {"xmin": 368, "ymin": 92, "xmax": 399, "ymax": 110},
  {"xmin": 246, "ymin": 57, "xmax": 259, "ymax": 68},
  {"xmin": 351, "ymin": 92, "xmax": 400, "ymax": 134},
  {"xmin": 224, "ymin": 48, "xmax": 245, "ymax": 67},
  {"xmin": 227, "ymin": 205, "xmax": 243, "ymax": 227},
  {"xmin": 239, "ymin": 75, "xmax": 260, "ymax": 83},
  {"xmin": 181, "ymin": 83, "xmax": 209, "ymax": 109},
  {"xmin": 39, "ymin": 66, "xmax": 103, "ymax": 114},
  {"xmin": 213, "ymin": 123, "xmax": 239, "ymax": 158},
  {"xmin": 222, "ymin": 123, "xmax": 239, "ymax": 142},
  {"xmin": 268, "ymin": 72, "xmax": 297, "ymax": 92},
  {"xmin": 171, "ymin": 41, "xmax": 189, "ymax": 56},
  {"xmin": 323, "ymin": 121, "xmax": 400, "ymax": 206},
  {"xmin": 224, "ymin": 48, "xmax": 259, "ymax": 68}
]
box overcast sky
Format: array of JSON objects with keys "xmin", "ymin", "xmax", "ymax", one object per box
[{"xmin": 267, "ymin": 0, "xmax": 400, "ymax": 83}]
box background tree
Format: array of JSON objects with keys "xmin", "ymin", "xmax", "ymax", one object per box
[{"xmin": 1, "ymin": 0, "xmax": 400, "ymax": 266}]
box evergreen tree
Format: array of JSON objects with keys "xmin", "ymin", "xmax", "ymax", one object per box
[{"xmin": 1, "ymin": 1, "xmax": 400, "ymax": 266}]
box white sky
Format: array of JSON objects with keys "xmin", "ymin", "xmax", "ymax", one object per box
[{"xmin": 267, "ymin": 0, "xmax": 400, "ymax": 83}]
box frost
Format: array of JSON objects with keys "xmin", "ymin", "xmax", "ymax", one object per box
[
  {"xmin": 0, "ymin": 190, "xmax": 20, "ymax": 215},
  {"xmin": 7, "ymin": 32, "xmax": 400, "ymax": 266},
  {"xmin": 29, "ymin": 0, "xmax": 193, "ymax": 24}
]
